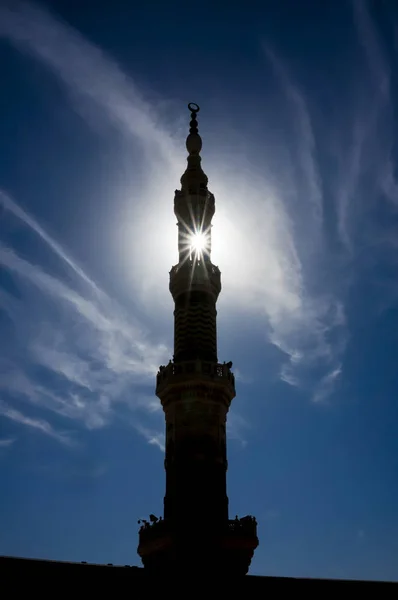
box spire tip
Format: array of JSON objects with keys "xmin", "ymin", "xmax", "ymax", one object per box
[
  {"xmin": 186, "ymin": 102, "xmax": 201, "ymax": 154},
  {"xmin": 181, "ymin": 101, "xmax": 207, "ymax": 191},
  {"xmin": 188, "ymin": 102, "xmax": 200, "ymax": 113}
]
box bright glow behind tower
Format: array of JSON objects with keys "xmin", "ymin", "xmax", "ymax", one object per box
[
  {"xmin": 190, "ymin": 231, "xmax": 207, "ymax": 253},
  {"xmin": 189, "ymin": 230, "xmax": 210, "ymax": 260}
]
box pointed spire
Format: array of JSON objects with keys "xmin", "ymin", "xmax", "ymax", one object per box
[
  {"xmin": 180, "ymin": 103, "xmax": 208, "ymax": 193},
  {"xmin": 186, "ymin": 103, "xmax": 202, "ymax": 153}
]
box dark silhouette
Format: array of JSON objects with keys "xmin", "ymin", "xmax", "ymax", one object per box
[{"xmin": 137, "ymin": 103, "xmax": 257, "ymax": 575}]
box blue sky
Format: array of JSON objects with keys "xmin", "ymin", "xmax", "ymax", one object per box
[{"xmin": 0, "ymin": 0, "xmax": 397, "ymax": 580}]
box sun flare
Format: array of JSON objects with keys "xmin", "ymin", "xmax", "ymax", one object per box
[{"xmin": 190, "ymin": 231, "xmax": 207, "ymax": 254}]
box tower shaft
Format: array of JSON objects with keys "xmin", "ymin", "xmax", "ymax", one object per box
[{"xmin": 137, "ymin": 104, "xmax": 258, "ymax": 575}]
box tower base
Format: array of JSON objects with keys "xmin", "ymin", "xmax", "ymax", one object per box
[{"xmin": 138, "ymin": 517, "xmax": 258, "ymax": 576}]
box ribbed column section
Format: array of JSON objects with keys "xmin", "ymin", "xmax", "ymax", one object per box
[{"xmin": 174, "ymin": 291, "xmax": 217, "ymax": 363}]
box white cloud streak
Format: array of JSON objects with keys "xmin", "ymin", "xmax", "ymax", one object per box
[
  {"xmin": 0, "ymin": 1, "xmax": 177, "ymax": 165},
  {"xmin": 0, "ymin": 238, "xmax": 169, "ymax": 377},
  {"xmin": 335, "ymin": 121, "xmax": 365, "ymax": 252},
  {"xmin": 336, "ymin": 0, "xmax": 396, "ymax": 251},
  {"xmin": 0, "ymin": 191, "xmax": 98, "ymax": 291},
  {"xmin": 264, "ymin": 46, "xmax": 323, "ymax": 228},
  {"xmin": 227, "ymin": 412, "xmax": 250, "ymax": 447},
  {"xmin": 352, "ymin": 0, "xmax": 390, "ymax": 100},
  {"xmin": 312, "ymin": 365, "xmax": 342, "ymax": 404},
  {"xmin": 0, "ymin": 400, "xmax": 73, "ymax": 445},
  {"xmin": 134, "ymin": 424, "xmax": 165, "ymax": 452},
  {"xmin": 0, "ymin": 437, "xmax": 16, "ymax": 447},
  {"xmin": 0, "ymin": 192, "xmax": 170, "ymax": 442}
]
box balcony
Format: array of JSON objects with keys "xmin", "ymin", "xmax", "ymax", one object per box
[
  {"xmin": 222, "ymin": 517, "xmax": 259, "ymax": 553},
  {"xmin": 139, "ymin": 515, "xmax": 257, "ymax": 546},
  {"xmin": 156, "ymin": 360, "xmax": 236, "ymax": 398},
  {"xmin": 226, "ymin": 516, "xmax": 258, "ymax": 538},
  {"xmin": 138, "ymin": 518, "xmax": 169, "ymax": 547},
  {"xmin": 138, "ymin": 515, "xmax": 258, "ymax": 574},
  {"xmin": 169, "ymin": 260, "xmax": 221, "ymax": 299},
  {"xmin": 137, "ymin": 518, "xmax": 173, "ymax": 566}
]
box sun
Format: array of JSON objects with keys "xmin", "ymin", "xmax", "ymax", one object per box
[{"xmin": 190, "ymin": 231, "xmax": 207, "ymax": 254}]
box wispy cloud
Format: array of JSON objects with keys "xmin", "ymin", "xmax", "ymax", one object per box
[
  {"xmin": 227, "ymin": 412, "xmax": 250, "ymax": 447},
  {"xmin": 0, "ymin": 400, "xmax": 73, "ymax": 445},
  {"xmin": 0, "ymin": 360, "xmax": 110, "ymax": 430},
  {"xmin": 0, "ymin": 1, "xmax": 178, "ymax": 165},
  {"xmin": 0, "ymin": 437, "xmax": 16, "ymax": 447},
  {"xmin": 250, "ymin": 45, "xmax": 345, "ymax": 396},
  {"xmin": 134, "ymin": 424, "xmax": 165, "ymax": 452},
  {"xmin": 280, "ymin": 364, "xmax": 299, "ymax": 387},
  {"xmin": 0, "ymin": 192, "xmax": 169, "ymax": 442},
  {"xmin": 312, "ymin": 364, "xmax": 342, "ymax": 404},
  {"xmin": 0, "ymin": 230, "xmax": 168, "ymax": 354},
  {"xmin": 0, "ymin": 238, "xmax": 168, "ymax": 378},
  {"xmin": 335, "ymin": 0, "xmax": 396, "ymax": 251},
  {"xmin": 352, "ymin": 0, "xmax": 390, "ymax": 100},
  {"xmin": 381, "ymin": 159, "xmax": 398, "ymax": 208},
  {"xmin": 335, "ymin": 120, "xmax": 365, "ymax": 252},
  {"xmin": 210, "ymin": 170, "xmax": 346, "ymax": 401},
  {"xmin": 263, "ymin": 45, "xmax": 323, "ymax": 228},
  {"xmin": 0, "ymin": 191, "xmax": 98, "ymax": 291}
]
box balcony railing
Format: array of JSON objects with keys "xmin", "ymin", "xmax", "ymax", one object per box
[
  {"xmin": 138, "ymin": 515, "xmax": 257, "ymax": 547},
  {"xmin": 169, "ymin": 260, "xmax": 221, "ymax": 299},
  {"xmin": 138, "ymin": 517, "xmax": 169, "ymax": 546},
  {"xmin": 156, "ymin": 360, "xmax": 235, "ymax": 392},
  {"xmin": 226, "ymin": 516, "xmax": 258, "ymax": 537}
]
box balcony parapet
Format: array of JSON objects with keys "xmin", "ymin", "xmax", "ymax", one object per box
[
  {"xmin": 156, "ymin": 359, "xmax": 235, "ymax": 398},
  {"xmin": 169, "ymin": 259, "xmax": 221, "ymax": 299},
  {"xmin": 138, "ymin": 515, "xmax": 258, "ymax": 552},
  {"xmin": 137, "ymin": 514, "xmax": 258, "ymax": 573},
  {"xmin": 226, "ymin": 516, "xmax": 258, "ymax": 538}
]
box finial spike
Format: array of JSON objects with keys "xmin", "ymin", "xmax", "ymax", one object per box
[
  {"xmin": 185, "ymin": 102, "xmax": 202, "ymax": 156},
  {"xmin": 180, "ymin": 102, "xmax": 208, "ymax": 192},
  {"xmin": 188, "ymin": 103, "xmax": 200, "ymax": 136}
]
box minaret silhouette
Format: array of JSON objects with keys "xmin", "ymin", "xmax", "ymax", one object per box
[{"xmin": 138, "ymin": 104, "xmax": 258, "ymax": 575}]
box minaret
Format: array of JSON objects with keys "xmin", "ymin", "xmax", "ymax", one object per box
[{"xmin": 138, "ymin": 103, "xmax": 258, "ymax": 575}]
